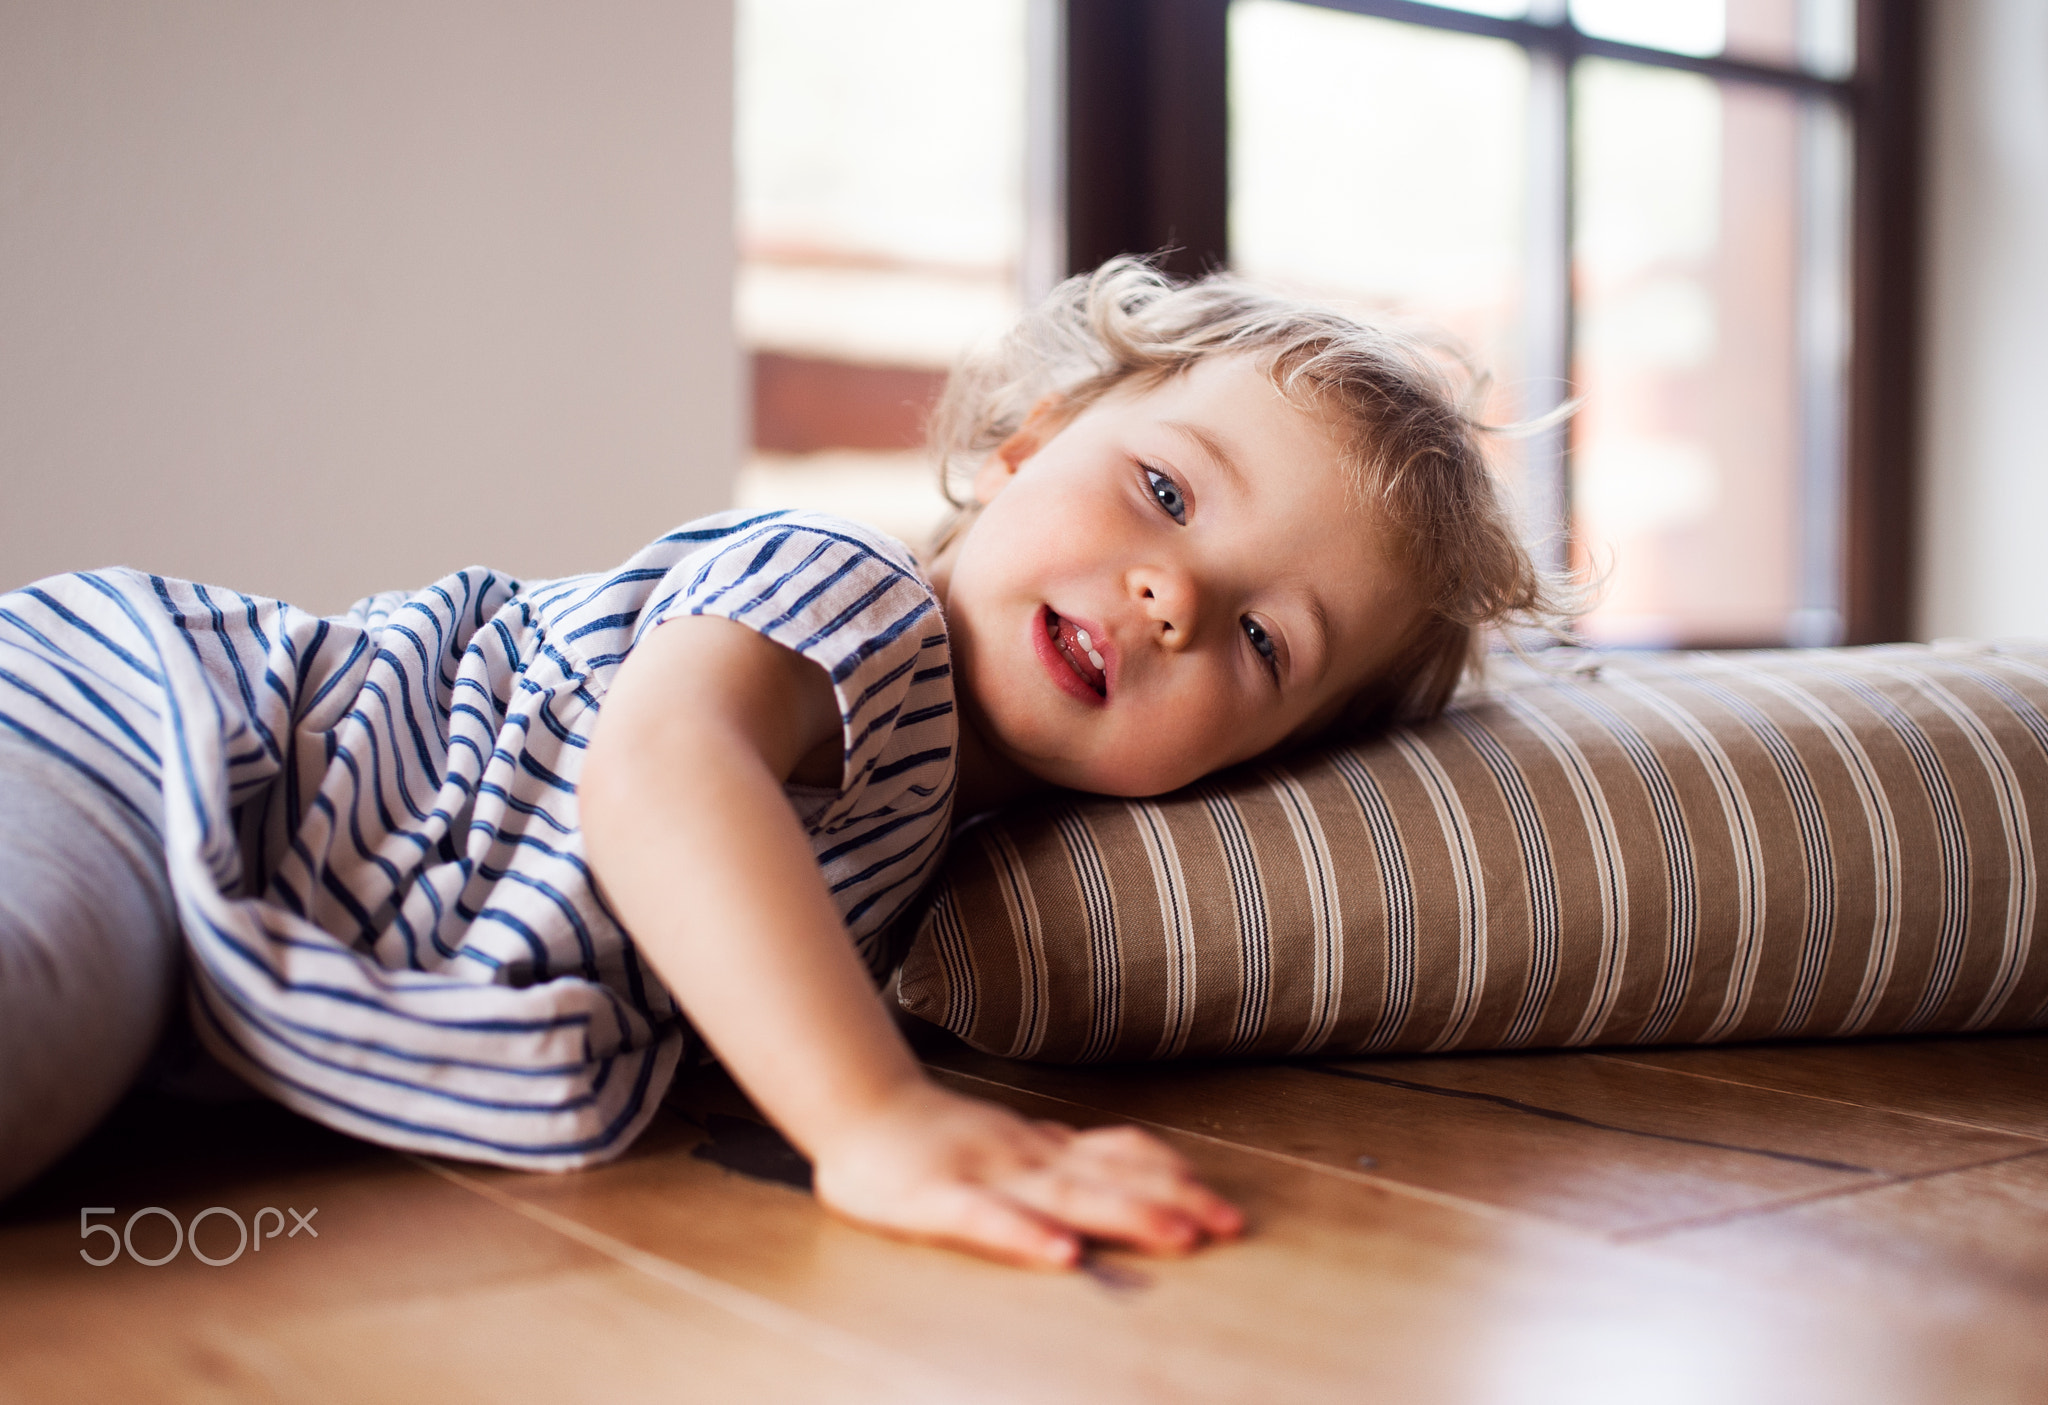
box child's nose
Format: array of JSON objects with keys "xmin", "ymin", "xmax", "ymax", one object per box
[{"xmin": 1127, "ymin": 564, "xmax": 1201, "ymax": 650}]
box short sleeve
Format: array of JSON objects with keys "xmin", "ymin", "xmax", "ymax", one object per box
[{"xmin": 643, "ymin": 512, "xmax": 944, "ymax": 819}]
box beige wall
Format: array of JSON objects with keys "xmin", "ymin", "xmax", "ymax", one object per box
[
  {"xmin": 0, "ymin": 0, "xmax": 739, "ymax": 613},
  {"xmin": 1918, "ymin": 0, "xmax": 2048, "ymax": 639}
]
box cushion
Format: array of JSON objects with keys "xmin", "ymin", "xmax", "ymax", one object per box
[{"xmin": 896, "ymin": 643, "xmax": 2048, "ymax": 1062}]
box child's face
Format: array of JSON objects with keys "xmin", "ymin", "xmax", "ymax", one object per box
[{"xmin": 933, "ymin": 354, "xmax": 1420, "ymax": 798}]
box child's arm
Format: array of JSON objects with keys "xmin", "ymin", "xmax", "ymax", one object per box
[{"xmin": 579, "ymin": 615, "xmax": 1242, "ymax": 1268}]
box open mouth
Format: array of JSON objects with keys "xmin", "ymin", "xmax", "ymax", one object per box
[{"xmin": 1042, "ymin": 607, "xmax": 1108, "ymax": 699}]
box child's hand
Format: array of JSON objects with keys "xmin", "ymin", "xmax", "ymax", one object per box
[{"xmin": 807, "ymin": 1079, "xmax": 1244, "ymax": 1269}]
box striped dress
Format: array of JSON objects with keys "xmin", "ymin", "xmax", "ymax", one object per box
[{"xmin": 0, "ymin": 510, "xmax": 956, "ymax": 1169}]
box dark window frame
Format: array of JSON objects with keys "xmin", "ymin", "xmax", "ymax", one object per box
[{"xmin": 1062, "ymin": 0, "xmax": 1921, "ymax": 643}]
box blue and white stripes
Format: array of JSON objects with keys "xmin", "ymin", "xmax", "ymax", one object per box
[{"xmin": 0, "ymin": 511, "xmax": 956, "ymax": 1169}]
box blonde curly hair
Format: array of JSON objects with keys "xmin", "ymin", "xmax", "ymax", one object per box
[{"xmin": 926, "ymin": 256, "xmax": 1577, "ymax": 733}]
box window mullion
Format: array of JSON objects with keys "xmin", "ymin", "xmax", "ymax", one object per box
[
  {"xmin": 1523, "ymin": 9, "xmax": 1574, "ymax": 578},
  {"xmin": 1792, "ymin": 93, "xmax": 1853, "ymax": 646}
]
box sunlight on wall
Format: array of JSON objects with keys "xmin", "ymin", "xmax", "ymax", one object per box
[
  {"xmin": 0, "ymin": 1, "xmax": 739, "ymax": 608},
  {"xmin": 732, "ymin": 0, "xmax": 1028, "ymax": 553},
  {"xmin": 1919, "ymin": 0, "xmax": 2048, "ymax": 638}
]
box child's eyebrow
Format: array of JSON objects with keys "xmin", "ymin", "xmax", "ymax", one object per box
[
  {"xmin": 1163, "ymin": 420, "xmax": 1246, "ymax": 490},
  {"xmin": 1299, "ymin": 591, "xmax": 1332, "ymax": 685}
]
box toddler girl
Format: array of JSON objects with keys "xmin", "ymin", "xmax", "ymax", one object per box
[{"xmin": 0, "ymin": 259, "xmax": 1560, "ymax": 1267}]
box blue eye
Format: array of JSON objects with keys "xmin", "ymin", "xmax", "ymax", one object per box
[
  {"xmin": 1242, "ymin": 616, "xmax": 1279, "ymax": 674},
  {"xmin": 1144, "ymin": 467, "xmax": 1187, "ymax": 524}
]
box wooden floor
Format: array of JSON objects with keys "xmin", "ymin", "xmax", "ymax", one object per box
[{"xmin": 5, "ymin": 1029, "xmax": 2048, "ymax": 1403}]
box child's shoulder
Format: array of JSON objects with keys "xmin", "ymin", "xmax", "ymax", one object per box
[
  {"xmin": 523, "ymin": 510, "xmax": 931, "ymax": 631},
  {"xmin": 628, "ymin": 508, "xmax": 947, "ymax": 717},
  {"xmin": 637, "ymin": 509, "xmax": 930, "ymax": 592}
]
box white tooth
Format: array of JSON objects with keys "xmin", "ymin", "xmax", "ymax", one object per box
[
  {"xmin": 1075, "ymin": 629, "xmax": 1091, "ymax": 650},
  {"xmin": 1087, "ymin": 649, "xmax": 1104, "ymax": 669}
]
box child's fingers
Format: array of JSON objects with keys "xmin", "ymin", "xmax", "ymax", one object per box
[
  {"xmin": 1030, "ymin": 1118, "xmax": 1078, "ymax": 1146},
  {"xmin": 810, "ymin": 1099, "xmax": 1240, "ymax": 1268},
  {"xmin": 907, "ymin": 1183, "xmax": 1082, "ymax": 1269},
  {"xmin": 1001, "ymin": 1168, "xmax": 1213, "ymax": 1255},
  {"xmin": 817, "ymin": 1171, "xmax": 1081, "ymax": 1269},
  {"xmin": 1178, "ymin": 1181, "xmax": 1246, "ymax": 1240},
  {"xmin": 1059, "ymin": 1128, "xmax": 1245, "ymax": 1240},
  {"xmin": 1064, "ymin": 1124, "xmax": 1197, "ymax": 1174}
]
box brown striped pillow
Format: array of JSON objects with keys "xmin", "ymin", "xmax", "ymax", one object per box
[{"xmin": 896, "ymin": 643, "xmax": 2048, "ymax": 1061}]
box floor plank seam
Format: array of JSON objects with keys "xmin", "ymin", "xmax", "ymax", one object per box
[
  {"xmin": 927, "ymin": 1064, "xmax": 1595, "ymax": 1240},
  {"xmin": 1302, "ymin": 1061, "xmax": 1881, "ymax": 1173},
  {"xmin": 407, "ymin": 1155, "xmax": 972, "ymax": 1403},
  {"xmin": 1606, "ymin": 1145, "xmax": 2048, "ymax": 1245},
  {"xmin": 1590, "ymin": 1053, "xmax": 2048, "ymax": 1143}
]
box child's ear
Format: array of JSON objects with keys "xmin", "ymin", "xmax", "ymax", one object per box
[{"xmin": 972, "ymin": 394, "xmax": 1070, "ymax": 505}]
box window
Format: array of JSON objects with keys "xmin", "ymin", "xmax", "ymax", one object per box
[
  {"xmin": 733, "ymin": 0, "xmax": 1035, "ymax": 546},
  {"xmin": 1061, "ymin": 0, "xmax": 1920, "ymax": 644},
  {"xmin": 732, "ymin": 1, "xmax": 1918, "ymax": 636},
  {"xmin": 1231, "ymin": 0, "xmax": 1855, "ymax": 646}
]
